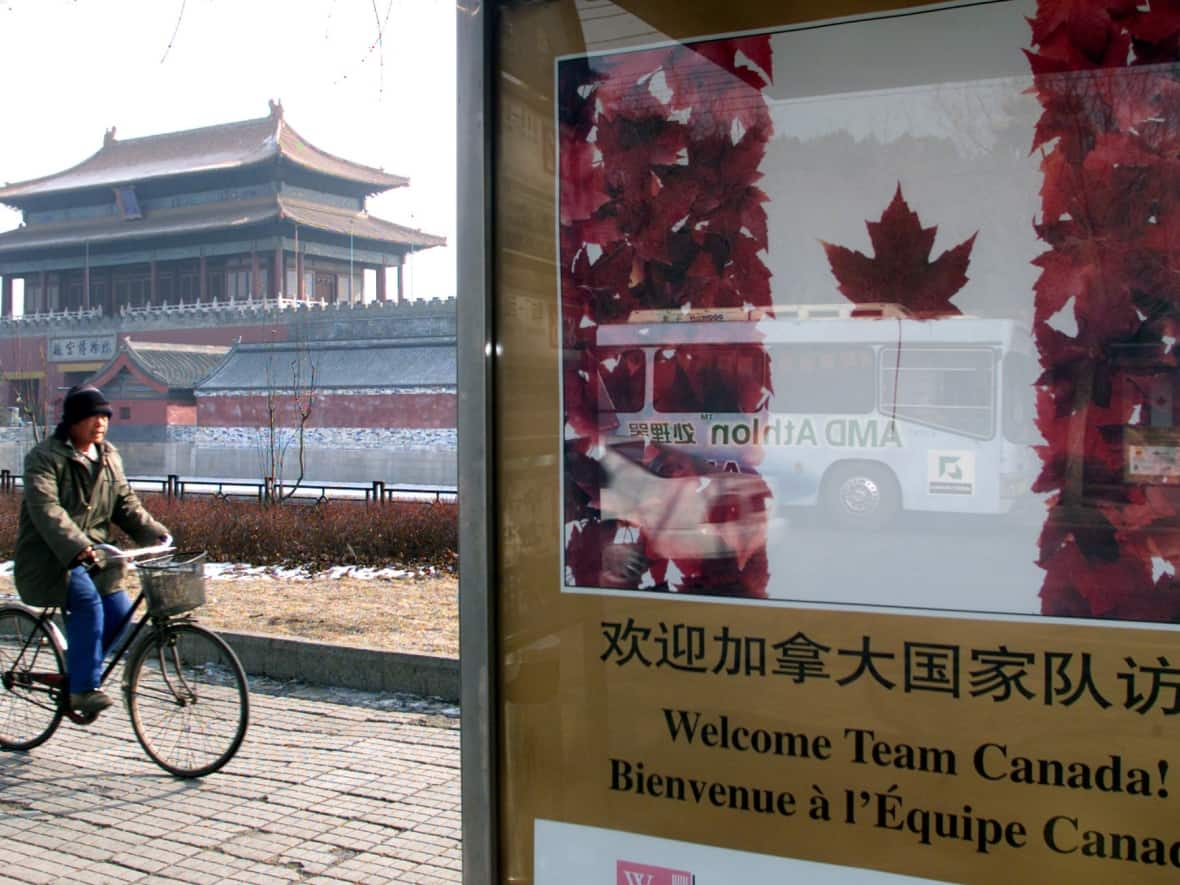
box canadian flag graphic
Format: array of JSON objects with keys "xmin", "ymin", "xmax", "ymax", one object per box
[{"xmin": 616, "ymin": 860, "xmax": 695, "ymax": 885}]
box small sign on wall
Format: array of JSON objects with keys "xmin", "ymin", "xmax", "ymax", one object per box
[
  {"xmin": 1125, "ymin": 427, "xmax": 1180, "ymax": 484},
  {"xmin": 48, "ymin": 335, "xmax": 116, "ymax": 362}
]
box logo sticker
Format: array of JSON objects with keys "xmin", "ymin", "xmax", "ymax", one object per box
[
  {"xmin": 928, "ymin": 450, "xmax": 975, "ymax": 496},
  {"xmin": 616, "ymin": 860, "xmax": 695, "ymax": 885}
]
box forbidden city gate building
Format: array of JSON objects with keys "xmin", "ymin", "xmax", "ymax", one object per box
[{"xmin": 0, "ymin": 101, "xmax": 444, "ymax": 420}]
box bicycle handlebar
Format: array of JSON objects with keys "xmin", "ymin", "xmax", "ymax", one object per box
[{"xmin": 93, "ymin": 541, "xmax": 176, "ymax": 561}]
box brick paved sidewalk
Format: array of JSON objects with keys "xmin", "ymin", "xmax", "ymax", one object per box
[{"xmin": 0, "ymin": 680, "xmax": 461, "ymax": 884}]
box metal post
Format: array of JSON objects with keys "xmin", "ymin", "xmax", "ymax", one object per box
[{"xmin": 458, "ymin": 1, "xmax": 498, "ymax": 881}]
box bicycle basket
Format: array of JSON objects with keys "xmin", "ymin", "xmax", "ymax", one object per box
[{"xmin": 137, "ymin": 551, "xmax": 207, "ymax": 617}]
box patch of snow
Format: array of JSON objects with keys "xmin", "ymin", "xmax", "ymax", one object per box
[{"xmin": 1, "ymin": 560, "xmax": 426, "ymax": 584}]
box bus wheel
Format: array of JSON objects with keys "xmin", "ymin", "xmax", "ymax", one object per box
[{"xmin": 823, "ymin": 462, "xmax": 900, "ymax": 530}]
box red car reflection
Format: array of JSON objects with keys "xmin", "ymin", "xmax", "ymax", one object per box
[{"xmin": 595, "ymin": 445, "xmax": 772, "ymax": 585}]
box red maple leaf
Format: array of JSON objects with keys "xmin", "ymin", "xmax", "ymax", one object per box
[
  {"xmin": 1128, "ymin": 4, "xmax": 1180, "ymax": 61},
  {"xmin": 1029, "ymin": 0, "xmax": 1138, "ymax": 63},
  {"xmin": 821, "ymin": 185, "xmax": 976, "ymax": 316}
]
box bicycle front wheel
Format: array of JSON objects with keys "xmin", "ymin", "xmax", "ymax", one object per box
[
  {"xmin": 125, "ymin": 623, "xmax": 249, "ymax": 778},
  {"xmin": 0, "ymin": 606, "xmax": 65, "ymax": 750}
]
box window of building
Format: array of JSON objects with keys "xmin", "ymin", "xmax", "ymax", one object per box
[
  {"xmin": 208, "ymin": 269, "xmax": 225, "ymax": 302},
  {"xmin": 227, "ymin": 270, "xmax": 252, "ymax": 300},
  {"xmin": 24, "ymin": 280, "xmax": 41, "ymax": 315},
  {"xmin": 115, "ymin": 275, "xmax": 150, "ymax": 308},
  {"xmin": 179, "ymin": 272, "xmax": 199, "ymax": 302},
  {"xmin": 66, "ymin": 279, "xmax": 83, "ymax": 310},
  {"xmin": 316, "ymin": 272, "xmax": 337, "ymax": 303},
  {"xmin": 90, "ymin": 279, "xmax": 109, "ymax": 314}
]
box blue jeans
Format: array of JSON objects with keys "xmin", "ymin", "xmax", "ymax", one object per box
[{"xmin": 65, "ymin": 566, "xmax": 132, "ymax": 694}]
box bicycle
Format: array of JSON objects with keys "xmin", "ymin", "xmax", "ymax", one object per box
[{"xmin": 0, "ymin": 544, "xmax": 249, "ymax": 778}]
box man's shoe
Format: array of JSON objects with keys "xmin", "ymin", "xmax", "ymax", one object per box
[{"xmin": 69, "ymin": 690, "xmax": 113, "ymax": 715}]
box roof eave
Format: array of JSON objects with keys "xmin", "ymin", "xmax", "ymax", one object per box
[
  {"xmin": 276, "ymin": 121, "xmax": 410, "ymax": 193},
  {"xmin": 0, "ymin": 144, "xmax": 109, "ymax": 205},
  {"xmin": 0, "ymin": 156, "xmax": 280, "ymax": 207},
  {"xmin": 279, "ymin": 156, "xmax": 410, "ymax": 194}
]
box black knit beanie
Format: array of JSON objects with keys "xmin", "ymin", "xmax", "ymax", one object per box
[{"xmin": 61, "ymin": 385, "xmax": 113, "ymax": 425}]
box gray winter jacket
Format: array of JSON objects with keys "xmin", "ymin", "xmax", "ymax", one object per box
[{"xmin": 14, "ymin": 430, "xmax": 168, "ymax": 607}]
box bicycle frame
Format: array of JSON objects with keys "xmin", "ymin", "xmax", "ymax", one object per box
[{"xmin": 13, "ymin": 588, "xmax": 170, "ymax": 726}]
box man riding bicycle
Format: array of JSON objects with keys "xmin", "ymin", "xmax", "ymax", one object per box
[{"xmin": 13, "ymin": 384, "xmax": 170, "ymax": 717}]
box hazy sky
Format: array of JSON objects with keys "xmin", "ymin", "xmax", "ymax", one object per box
[{"xmin": 0, "ymin": 0, "xmax": 456, "ymax": 301}]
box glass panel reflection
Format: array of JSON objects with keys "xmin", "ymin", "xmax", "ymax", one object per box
[{"xmin": 556, "ymin": 1, "xmax": 1180, "ymax": 624}]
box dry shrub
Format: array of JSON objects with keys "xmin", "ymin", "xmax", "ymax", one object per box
[
  {"xmin": 0, "ymin": 494, "xmax": 458, "ymax": 571},
  {"xmin": 0, "ymin": 495, "xmax": 16, "ymax": 556}
]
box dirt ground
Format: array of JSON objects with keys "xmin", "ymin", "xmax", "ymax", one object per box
[{"xmin": 0, "ymin": 571, "xmax": 460, "ymax": 658}]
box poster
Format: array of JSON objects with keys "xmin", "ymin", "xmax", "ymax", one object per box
[
  {"xmin": 490, "ymin": 1, "xmax": 1180, "ymax": 882},
  {"xmin": 558, "ymin": 0, "xmax": 1180, "ymax": 623}
]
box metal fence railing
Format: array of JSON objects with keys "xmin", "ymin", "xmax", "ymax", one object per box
[{"xmin": 0, "ymin": 470, "xmax": 456, "ymax": 505}]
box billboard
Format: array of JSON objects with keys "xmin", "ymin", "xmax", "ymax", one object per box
[{"xmin": 480, "ymin": 0, "xmax": 1180, "ymax": 882}]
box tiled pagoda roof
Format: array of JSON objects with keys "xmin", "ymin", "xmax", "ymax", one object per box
[
  {"xmin": 90, "ymin": 339, "xmax": 231, "ymax": 392},
  {"xmin": 0, "ymin": 194, "xmax": 444, "ymax": 254},
  {"xmin": 0, "ymin": 102, "xmax": 408, "ymax": 203},
  {"xmin": 197, "ymin": 337, "xmax": 456, "ymax": 393}
]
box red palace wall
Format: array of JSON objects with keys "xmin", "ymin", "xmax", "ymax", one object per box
[
  {"xmin": 198, "ymin": 392, "xmax": 456, "ymax": 429},
  {"xmin": 167, "ymin": 403, "xmax": 198, "ymax": 426},
  {"xmin": 105, "ymin": 400, "xmax": 196, "ymax": 427},
  {"xmin": 109, "ymin": 398, "xmax": 168, "ymax": 426}
]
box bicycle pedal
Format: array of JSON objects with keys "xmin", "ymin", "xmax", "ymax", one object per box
[{"xmin": 68, "ymin": 710, "xmax": 99, "ymax": 726}]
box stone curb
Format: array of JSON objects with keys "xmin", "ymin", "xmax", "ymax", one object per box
[{"xmin": 216, "ymin": 629, "xmax": 460, "ymax": 702}]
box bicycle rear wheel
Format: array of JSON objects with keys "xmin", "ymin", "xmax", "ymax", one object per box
[
  {"xmin": 125, "ymin": 623, "xmax": 249, "ymax": 778},
  {"xmin": 0, "ymin": 606, "xmax": 65, "ymax": 750}
]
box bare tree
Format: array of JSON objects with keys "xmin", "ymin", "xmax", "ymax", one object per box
[
  {"xmin": 256, "ymin": 335, "xmax": 318, "ymax": 504},
  {"xmin": 7, "ymin": 341, "xmax": 50, "ymax": 446},
  {"xmin": 12, "ymin": 378, "xmax": 48, "ymax": 443}
]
